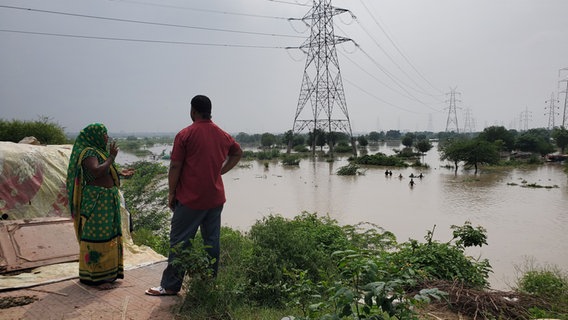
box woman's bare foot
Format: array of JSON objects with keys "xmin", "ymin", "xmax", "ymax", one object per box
[{"xmin": 96, "ymin": 281, "xmax": 120, "ymax": 290}]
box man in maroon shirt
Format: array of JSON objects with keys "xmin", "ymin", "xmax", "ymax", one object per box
[{"xmin": 146, "ymin": 95, "xmax": 242, "ymax": 296}]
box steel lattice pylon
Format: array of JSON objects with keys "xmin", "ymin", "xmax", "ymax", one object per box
[
  {"xmin": 288, "ymin": 0, "xmax": 355, "ymax": 156},
  {"xmin": 445, "ymin": 88, "xmax": 460, "ymax": 133}
]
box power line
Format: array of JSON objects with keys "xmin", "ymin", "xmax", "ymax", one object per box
[
  {"xmin": 0, "ymin": 29, "xmax": 294, "ymax": 49},
  {"xmin": 267, "ymin": 0, "xmax": 312, "ymax": 7},
  {"xmin": 357, "ymin": 46, "xmax": 441, "ymax": 112},
  {"xmin": 338, "ymin": 50, "xmax": 411, "ymax": 100},
  {"xmin": 357, "ymin": 0, "xmax": 443, "ymax": 95},
  {"xmin": 350, "ymin": 11, "xmax": 438, "ymax": 99},
  {"xmin": 109, "ymin": 0, "xmax": 298, "ymax": 19},
  {"xmin": 342, "ymin": 77, "xmax": 424, "ymax": 114},
  {"xmin": 0, "ymin": 5, "xmax": 304, "ymax": 39}
]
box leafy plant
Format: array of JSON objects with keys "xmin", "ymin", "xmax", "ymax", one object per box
[
  {"xmin": 515, "ymin": 261, "xmax": 568, "ymax": 316},
  {"xmin": 391, "ymin": 224, "xmax": 492, "ymax": 289},
  {"xmin": 245, "ymin": 213, "xmax": 351, "ymax": 306},
  {"xmin": 120, "ymin": 161, "xmax": 170, "ymax": 253},
  {"xmin": 336, "ymin": 163, "xmax": 361, "ymax": 175},
  {"xmin": 450, "ymin": 220, "xmax": 487, "ymax": 248},
  {"xmin": 282, "ymin": 154, "xmax": 301, "ymax": 166},
  {"xmin": 0, "ymin": 117, "xmax": 67, "ymax": 144}
]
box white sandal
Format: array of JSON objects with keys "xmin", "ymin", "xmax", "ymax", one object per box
[{"xmin": 145, "ymin": 286, "xmax": 177, "ymax": 296}]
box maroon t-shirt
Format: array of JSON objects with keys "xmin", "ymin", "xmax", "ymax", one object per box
[{"xmin": 170, "ymin": 119, "xmax": 240, "ymax": 210}]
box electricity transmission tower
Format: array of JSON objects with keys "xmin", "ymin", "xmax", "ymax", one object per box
[
  {"xmin": 520, "ymin": 107, "xmax": 531, "ymax": 131},
  {"xmin": 462, "ymin": 107, "xmax": 475, "ymax": 134},
  {"xmin": 545, "ymin": 92, "xmax": 559, "ymax": 130},
  {"xmin": 288, "ymin": 0, "xmax": 355, "ymax": 156},
  {"xmin": 427, "ymin": 113, "xmax": 433, "ymax": 132},
  {"xmin": 445, "ymin": 88, "xmax": 461, "ymax": 133},
  {"xmin": 559, "ymin": 67, "xmax": 568, "ymax": 128}
]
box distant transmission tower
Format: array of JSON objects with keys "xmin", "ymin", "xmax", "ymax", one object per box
[
  {"xmin": 520, "ymin": 107, "xmax": 531, "ymax": 131},
  {"xmin": 288, "ymin": 0, "xmax": 355, "ymax": 156},
  {"xmin": 445, "ymin": 88, "xmax": 461, "ymax": 133},
  {"xmin": 462, "ymin": 107, "xmax": 475, "ymax": 134},
  {"xmin": 559, "ymin": 67, "xmax": 568, "ymax": 128},
  {"xmin": 545, "ymin": 92, "xmax": 559, "ymax": 130},
  {"xmin": 427, "ymin": 113, "xmax": 433, "ymax": 132}
]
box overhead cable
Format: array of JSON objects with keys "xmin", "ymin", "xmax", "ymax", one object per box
[
  {"xmin": 0, "ymin": 29, "xmax": 296, "ymax": 49},
  {"xmin": 0, "ymin": 5, "xmax": 304, "ymax": 39},
  {"xmin": 357, "ymin": 0, "xmax": 443, "ymax": 95}
]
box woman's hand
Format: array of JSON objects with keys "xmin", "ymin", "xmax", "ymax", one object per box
[{"xmin": 109, "ymin": 140, "xmax": 119, "ymax": 160}]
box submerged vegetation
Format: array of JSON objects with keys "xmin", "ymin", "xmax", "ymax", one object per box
[
  {"xmin": 112, "ymin": 125, "xmax": 568, "ymax": 319},
  {"xmin": 120, "ymin": 160, "xmax": 568, "ymax": 319}
]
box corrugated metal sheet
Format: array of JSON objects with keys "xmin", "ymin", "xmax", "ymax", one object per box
[{"xmin": 0, "ymin": 217, "xmax": 78, "ymax": 273}]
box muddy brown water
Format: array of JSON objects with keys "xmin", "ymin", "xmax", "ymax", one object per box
[{"xmin": 118, "ymin": 142, "xmax": 568, "ymax": 290}]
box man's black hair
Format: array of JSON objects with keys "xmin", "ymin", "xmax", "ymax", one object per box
[{"xmin": 191, "ymin": 95, "xmax": 212, "ymax": 119}]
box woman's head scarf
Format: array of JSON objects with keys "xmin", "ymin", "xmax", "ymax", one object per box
[{"xmin": 66, "ymin": 123, "xmax": 118, "ymax": 220}]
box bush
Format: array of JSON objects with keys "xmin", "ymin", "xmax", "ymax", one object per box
[
  {"xmin": 120, "ymin": 161, "xmax": 170, "ymax": 254},
  {"xmin": 293, "ymin": 144, "xmax": 309, "ymax": 153},
  {"xmin": 179, "ymin": 229, "xmax": 256, "ymax": 318},
  {"xmin": 0, "ymin": 117, "xmax": 67, "ymax": 144},
  {"xmin": 281, "ymin": 154, "xmax": 301, "ymax": 166},
  {"xmin": 245, "ymin": 213, "xmax": 351, "ymax": 306},
  {"xmin": 356, "ymin": 153, "xmax": 408, "ymax": 167},
  {"xmin": 333, "ymin": 143, "xmax": 353, "ymax": 153},
  {"xmin": 389, "ymin": 224, "xmax": 492, "ymax": 289},
  {"xmin": 336, "ymin": 163, "xmax": 360, "ymax": 175},
  {"xmin": 516, "ymin": 262, "xmax": 568, "ymax": 314}
]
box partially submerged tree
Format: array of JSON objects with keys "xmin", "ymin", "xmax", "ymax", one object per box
[
  {"xmin": 439, "ymin": 139, "xmax": 469, "ymax": 172},
  {"xmin": 415, "ymin": 139, "xmax": 433, "ymax": 163},
  {"xmin": 551, "ymin": 127, "xmax": 568, "ymax": 153},
  {"xmin": 439, "ymin": 138, "xmax": 499, "ymax": 174}
]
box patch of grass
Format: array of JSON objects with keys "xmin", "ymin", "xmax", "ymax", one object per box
[{"xmin": 514, "ymin": 259, "xmax": 568, "ymax": 318}]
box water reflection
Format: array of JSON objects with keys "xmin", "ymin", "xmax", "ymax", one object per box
[{"xmin": 117, "ymin": 142, "xmax": 568, "ymax": 290}]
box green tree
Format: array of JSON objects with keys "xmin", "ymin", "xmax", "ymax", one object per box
[
  {"xmin": 462, "ymin": 140, "xmax": 500, "ymax": 174},
  {"xmin": 439, "ymin": 139, "xmax": 469, "ymax": 172},
  {"xmin": 368, "ymin": 131, "xmax": 383, "ymax": 142},
  {"xmin": 357, "ymin": 135, "xmax": 368, "ymax": 147},
  {"xmin": 415, "ymin": 139, "xmax": 433, "ymax": 162},
  {"xmin": 401, "ymin": 133, "xmax": 415, "ymax": 148},
  {"xmin": 235, "ymin": 132, "xmax": 261, "ymax": 145},
  {"xmin": 260, "ymin": 132, "xmax": 276, "ymax": 148},
  {"xmin": 328, "ymin": 131, "xmax": 350, "ymax": 147},
  {"xmin": 551, "ymin": 127, "xmax": 568, "ymax": 153},
  {"xmin": 515, "ymin": 129, "xmax": 555, "ymax": 156},
  {"xmin": 477, "ymin": 126, "xmax": 516, "ymax": 151},
  {"xmin": 385, "ymin": 129, "xmax": 401, "ymax": 140}
]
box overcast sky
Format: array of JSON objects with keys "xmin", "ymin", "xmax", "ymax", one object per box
[{"xmin": 2, "ymin": 0, "xmax": 568, "ymax": 135}]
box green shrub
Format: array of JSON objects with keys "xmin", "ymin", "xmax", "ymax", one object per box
[
  {"xmin": 120, "ymin": 161, "xmax": 170, "ymax": 253},
  {"xmin": 293, "ymin": 144, "xmax": 309, "ymax": 153},
  {"xmin": 256, "ymin": 149, "xmax": 281, "ymax": 160},
  {"xmin": 516, "ymin": 264, "xmax": 568, "ymax": 313},
  {"xmin": 245, "ymin": 212, "xmax": 351, "ymax": 306},
  {"xmin": 333, "ymin": 143, "xmax": 353, "ymax": 153},
  {"xmin": 281, "ymin": 154, "xmax": 301, "ymax": 166},
  {"xmin": 336, "ymin": 163, "xmax": 360, "ymax": 175},
  {"xmin": 356, "ymin": 153, "xmax": 408, "ymax": 167},
  {"xmin": 179, "ymin": 228, "xmax": 254, "ymax": 318},
  {"xmin": 0, "ymin": 117, "xmax": 67, "ymax": 144},
  {"xmin": 390, "ymin": 224, "xmax": 492, "ymax": 289}
]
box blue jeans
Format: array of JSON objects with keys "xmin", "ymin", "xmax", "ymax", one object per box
[{"xmin": 160, "ymin": 203, "xmax": 223, "ymax": 292}]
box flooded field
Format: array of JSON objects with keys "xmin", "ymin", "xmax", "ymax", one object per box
[{"xmin": 117, "ymin": 142, "xmax": 568, "ymax": 290}]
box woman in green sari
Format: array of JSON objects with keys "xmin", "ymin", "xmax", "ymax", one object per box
[{"xmin": 66, "ymin": 123, "xmax": 124, "ymax": 289}]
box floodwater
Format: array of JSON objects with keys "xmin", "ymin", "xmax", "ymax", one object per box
[{"xmin": 117, "ymin": 142, "xmax": 568, "ymax": 290}]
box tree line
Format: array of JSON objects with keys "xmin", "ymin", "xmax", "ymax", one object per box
[{"xmin": 438, "ymin": 126, "xmax": 568, "ymax": 173}]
